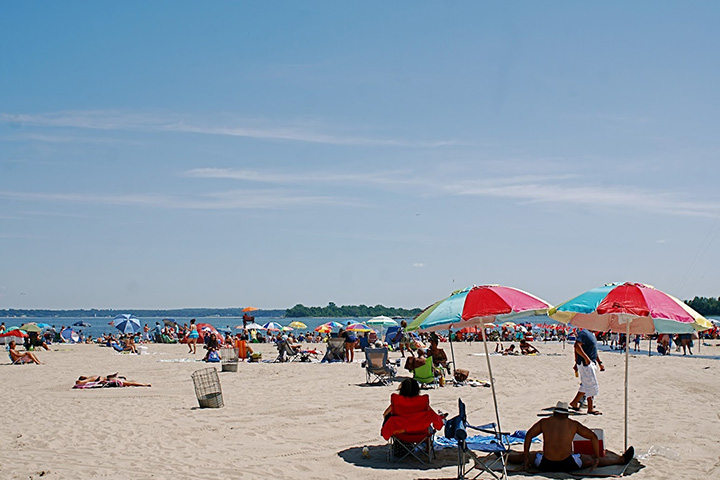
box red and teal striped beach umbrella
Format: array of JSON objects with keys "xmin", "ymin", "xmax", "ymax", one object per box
[{"xmin": 549, "ymin": 282, "xmax": 712, "ymax": 450}]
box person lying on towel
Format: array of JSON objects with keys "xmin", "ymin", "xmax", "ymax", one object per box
[
  {"xmin": 519, "ymin": 339, "xmax": 539, "ymax": 355},
  {"xmin": 74, "ymin": 373, "xmax": 150, "ymax": 388},
  {"xmin": 507, "ymin": 401, "xmax": 633, "ymax": 472}
]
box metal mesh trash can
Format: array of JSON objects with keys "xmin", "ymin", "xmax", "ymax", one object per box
[
  {"xmin": 191, "ymin": 367, "xmax": 224, "ymax": 408},
  {"xmin": 221, "ymin": 346, "xmax": 239, "ymax": 372}
]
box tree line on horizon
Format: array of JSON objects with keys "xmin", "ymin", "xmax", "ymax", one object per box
[{"xmin": 685, "ymin": 297, "xmax": 720, "ymax": 316}]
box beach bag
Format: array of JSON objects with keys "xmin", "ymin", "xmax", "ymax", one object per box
[
  {"xmin": 454, "ymin": 369, "xmax": 469, "ymax": 382},
  {"xmin": 404, "ymin": 356, "xmax": 425, "ymax": 371},
  {"xmin": 207, "ymin": 351, "xmax": 220, "ymax": 362}
]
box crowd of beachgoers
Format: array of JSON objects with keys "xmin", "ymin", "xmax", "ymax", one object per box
[{"xmin": 6, "ymin": 317, "xmax": 719, "ymax": 363}]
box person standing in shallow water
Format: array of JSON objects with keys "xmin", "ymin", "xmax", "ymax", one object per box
[{"xmin": 187, "ymin": 318, "xmax": 199, "ymax": 354}]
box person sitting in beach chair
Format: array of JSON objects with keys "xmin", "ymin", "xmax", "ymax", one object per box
[
  {"xmin": 275, "ymin": 335, "xmax": 301, "ymax": 362},
  {"xmin": 381, "ymin": 378, "xmax": 446, "ymax": 463},
  {"xmin": 428, "ymin": 334, "xmax": 451, "ymax": 376},
  {"xmin": 506, "ymin": 401, "xmax": 634, "ymax": 472},
  {"xmin": 410, "ymin": 352, "xmax": 441, "ymax": 388},
  {"xmin": 322, "ymin": 334, "xmax": 346, "ymax": 362},
  {"xmin": 363, "ymin": 341, "xmax": 397, "ymax": 385},
  {"xmin": 8, "ymin": 341, "xmax": 43, "ymax": 364},
  {"xmin": 234, "ymin": 334, "xmax": 253, "ymax": 361},
  {"xmin": 25, "ymin": 331, "xmax": 50, "ymax": 351}
]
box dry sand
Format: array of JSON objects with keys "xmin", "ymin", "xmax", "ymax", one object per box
[{"xmin": 2, "ymin": 339, "xmax": 719, "ymax": 480}]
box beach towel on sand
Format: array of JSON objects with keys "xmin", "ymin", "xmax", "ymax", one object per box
[
  {"xmin": 434, "ymin": 431, "xmax": 536, "ymax": 452},
  {"xmin": 72, "ymin": 380, "xmax": 123, "ymax": 389}
]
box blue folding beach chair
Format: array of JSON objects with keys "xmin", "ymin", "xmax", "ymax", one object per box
[{"xmin": 445, "ymin": 398, "xmax": 510, "ymax": 480}]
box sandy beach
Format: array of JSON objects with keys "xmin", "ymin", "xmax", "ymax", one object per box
[{"xmin": 2, "ymin": 339, "xmax": 719, "ymax": 480}]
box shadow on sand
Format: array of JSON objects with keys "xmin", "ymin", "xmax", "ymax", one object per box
[
  {"xmin": 337, "ymin": 444, "xmax": 458, "ymax": 472},
  {"xmin": 338, "ymin": 445, "xmax": 644, "ymax": 479}
]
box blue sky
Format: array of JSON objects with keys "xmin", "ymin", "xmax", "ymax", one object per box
[{"xmin": 2, "ymin": 2, "xmax": 720, "ymax": 310}]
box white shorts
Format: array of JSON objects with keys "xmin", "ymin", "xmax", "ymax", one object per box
[{"xmin": 578, "ymin": 361, "xmax": 599, "ymax": 398}]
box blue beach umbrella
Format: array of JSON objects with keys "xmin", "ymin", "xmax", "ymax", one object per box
[
  {"xmin": 262, "ymin": 321, "xmax": 283, "ymax": 332},
  {"xmin": 36, "ymin": 323, "xmax": 52, "ymax": 329},
  {"xmin": 61, "ymin": 328, "xmax": 80, "ymax": 343},
  {"xmin": 114, "ymin": 314, "xmax": 142, "ymax": 334}
]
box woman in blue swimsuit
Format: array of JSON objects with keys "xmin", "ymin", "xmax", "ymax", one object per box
[{"xmin": 187, "ymin": 318, "xmax": 199, "ymax": 354}]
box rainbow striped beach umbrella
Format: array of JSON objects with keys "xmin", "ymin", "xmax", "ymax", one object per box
[
  {"xmin": 346, "ymin": 322, "xmax": 373, "ymax": 332},
  {"xmin": 549, "ymin": 282, "xmax": 712, "ymax": 450},
  {"xmin": 549, "ymin": 282, "xmax": 712, "ymax": 334}
]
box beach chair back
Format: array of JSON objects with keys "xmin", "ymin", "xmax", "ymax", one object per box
[
  {"xmin": 364, "ymin": 347, "xmax": 396, "ymax": 384},
  {"xmin": 274, "ymin": 340, "xmax": 298, "ymax": 362},
  {"xmin": 365, "ymin": 347, "xmax": 388, "ymax": 370},
  {"xmin": 413, "ymin": 357, "xmax": 438, "ymax": 388},
  {"xmin": 329, "ymin": 336, "xmax": 345, "ymax": 356},
  {"xmin": 383, "ymin": 393, "xmax": 442, "ymax": 464}
]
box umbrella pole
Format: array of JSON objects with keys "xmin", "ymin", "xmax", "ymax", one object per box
[
  {"xmin": 481, "ymin": 328, "xmax": 504, "ymax": 436},
  {"xmin": 624, "ymin": 320, "xmax": 630, "ymax": 452},
  {"xmin": 448, "ymin": 328, "xmax": 457, "ymax": 374},
  {"xmin": 481, "ymin": 326, "xmax": 508, "ymax": 480}
]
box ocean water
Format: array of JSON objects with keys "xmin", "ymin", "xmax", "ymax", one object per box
[
  {"xmin": 1, "ymin": 314, "xmax": 558, "ymax": 341},
  {"xmin": 0, "ymin": 316, "xmax": 404, "ymax": 341}
]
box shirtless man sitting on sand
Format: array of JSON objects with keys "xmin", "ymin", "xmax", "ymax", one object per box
[{"xmin": 508, "ymin": 401, "xmax": 633, "ymax": 472}]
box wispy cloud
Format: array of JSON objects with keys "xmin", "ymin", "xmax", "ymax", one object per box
[
  {"xmin": 182, "ymin": 167, "xmax": 416, "ymax": 187},
  {"xmin": 450, "ymin": 180, "xmax": 720, "ymax": 217},
  {"xmin": 413, "ymin": 263, "xmax": 426, "ymax": 268},
  {"xmin": 183, "ymin": 167, "xmax": 720, "ymax": 218},
  {"xmin": 1, "ymin": 132, "xmax": 133, "ymax": 145},
  {"xmin": 0, "ymin": 111, "xmax": 456, "ymax": 147},
  {"xmin": 0, "ymin": 189, "xmax": 351, "ymax": 210}
]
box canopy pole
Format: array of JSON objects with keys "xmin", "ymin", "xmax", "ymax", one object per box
[
  {"xmin": 448, "ymin": 327, "xmax": 456, "ymax": 374},
  {"xmin": 624, "ymin": 320, "xmax": 630, "ymax": 452},
  {"xmin": 698, "ymin": 331, "xmax": 701, "ymax": 353},
  {"xmin": 481, "ymin": 325, "xmax": 507, "ymax": 479}
]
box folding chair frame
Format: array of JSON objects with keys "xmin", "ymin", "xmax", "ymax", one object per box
[
  {"xmin": 387, "ymin": 426, "xmax": 435, "ymax": 464},
  {"xmin": 323, "ymin": 337, "xmax": 346, "ymax": 362},
  {"xmin": 364, "ymin": 348, "xmax": 396, "ymax": 385},
  {"xmin": 451, "ymin": 399, "xmax": 510, "ymax": 480},
  {"xmin": 274, "ymin": 341, "xmax": 301, "ymax": 363}
]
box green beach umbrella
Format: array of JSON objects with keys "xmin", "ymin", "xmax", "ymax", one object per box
[{"xmin": 20, "ymin": 323, "xmax": 42, "ymax": 333}]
